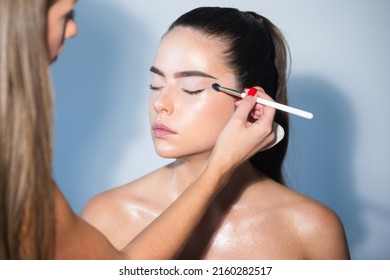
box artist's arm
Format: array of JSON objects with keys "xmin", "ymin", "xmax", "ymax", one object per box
[{"xmin": 55, "ymin": 92, "xmax": 275, "ymax": 259}]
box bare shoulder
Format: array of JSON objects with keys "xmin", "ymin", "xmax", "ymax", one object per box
[
  {"xmin": 81, "ymin": 165, "xmax": 172, "ymax": 248},
  {"xmin": 268, "ymin": 182, "xmax": 350, "ymax": 259},
  {"xmin": 82, "ymin": 165, "xmax": 171, "ymax": 215}
]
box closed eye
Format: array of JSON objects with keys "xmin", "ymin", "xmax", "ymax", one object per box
[
  {"xmin": 182, "ymin": 89, "xmax": 204, "ymax": 95},
  {"xmin": 66, "ymin": 10, "xmax": 76, "ymax": 21},
  {"xmin": 150, "ymin": 84, "xmax": 163, "ymax": 91}
]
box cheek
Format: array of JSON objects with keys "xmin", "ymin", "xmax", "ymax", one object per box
[{"xmin": 179, "ymin": 94, "xmax": 235, "ymax": 137}]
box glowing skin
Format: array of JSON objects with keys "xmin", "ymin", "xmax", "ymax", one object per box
[
  {"xmin": 82, "ymin": 26, "xmax": 350, "ymax": 260},
  {"xmin": 47, "ymin": 0, "xmax": 78, "ymax": 63},
  {"xmin": 149, "ymin": 27, "xmax": 237, "ymax": 162}
]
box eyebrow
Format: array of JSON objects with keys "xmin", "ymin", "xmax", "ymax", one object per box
[{"xmin": 150, "ymin": 66, "xmax": 217, "ymax": 79}]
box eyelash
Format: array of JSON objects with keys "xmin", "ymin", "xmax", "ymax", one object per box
[
  {"xmin": 182, "ymin": 89, "xmax": 204, "ymax": 95},
  {"xmin": 66, "ymin": 10, "xmax": 75, "ymax": 21},
  {"xmin": 149, "ymin": 85, "xmax": 162, "ymax": 91},
  {"xmin": 149, "ymin": 85, "xmax": 204, "ymax": 95}
]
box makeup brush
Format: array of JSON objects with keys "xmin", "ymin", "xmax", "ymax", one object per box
[{"xmin": 212, "ymin": 83, "xmax": 313, "ymax": 119}]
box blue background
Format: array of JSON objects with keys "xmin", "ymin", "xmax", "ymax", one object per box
[{"xmin": 51, "ymin": 0, "xmax": 390, "ymax": 259}]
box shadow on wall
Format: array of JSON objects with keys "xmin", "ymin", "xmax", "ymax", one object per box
[
  {"xmin": 284, "ymin": 75, "xmax": 364, "ymax": 259},
  {"xmin": 51, "ymin": 2, "xmax": 152, "ymax": 213}
]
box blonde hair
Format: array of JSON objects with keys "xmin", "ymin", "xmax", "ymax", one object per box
[{"xmin": 0, "ymin": 0, "xmax": 56, "ymax": 259}]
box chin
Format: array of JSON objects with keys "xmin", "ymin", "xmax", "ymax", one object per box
[{"xmin": 154, "ymin": 148, "xmax": 179, "ymax": 159}]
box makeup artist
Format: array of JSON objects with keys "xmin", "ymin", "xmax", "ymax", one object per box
[{"xmin": 0, "ymin": 0, "xmax": 277, "ymax": 259}]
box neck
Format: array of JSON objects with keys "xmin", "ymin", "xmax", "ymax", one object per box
[
  {"xmin": 166, "ymin": 156, "xmax": 209, "ymax": 198},
  {"xmin": 167, "ymin": 156, "xmax": 262, "ymax": 203}
]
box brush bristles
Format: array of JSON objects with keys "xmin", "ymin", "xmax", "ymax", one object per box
[{"xmin": 211, "ymin": 83, "xmax": 221, "ymax": 91}]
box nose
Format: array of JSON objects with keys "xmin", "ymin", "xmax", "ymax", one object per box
[
  {"xmin": 152, "ymin": 87, "xmax": 175, "ymax": 115},
  {"xmin": 65, "ymin": 19, "xmax": 78, "ymax": 39}
]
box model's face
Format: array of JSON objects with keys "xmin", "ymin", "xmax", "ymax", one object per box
[
  {"xmin": 149, "ymin": 27, "xmax": 237, "ymax": 160},
  {"xmin": 47, "ymin": 0, "xmax": 78, "ymax": 63}
]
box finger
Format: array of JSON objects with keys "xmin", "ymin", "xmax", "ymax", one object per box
[
  {"xmin": 251, "ymin": 88, "xmax": 276, "ymax": 125},
  {"xmin": 255, "ymin": 89, "xmax": 275, "ymax": 115},
  {"xmin": 235, "ymin": 87, "xmax": 264, "ymax": 108},
  {"xmin": 234, "ymin": 98, "xmax": 242, "ymax": 107},
  {"xmin": 252, "ymin": 103, "xmax": 264, "ymax": 115},
  {"xmin": 247, "ymin": 87, "xmax": 277, "ymax": 147},
  {"xmin": 231, "ymin": 91, "xmax": 257, "ymax": 124},
  {"xmin": 250, "ymin": 108, "xmax": 262, "ymax": 120}
]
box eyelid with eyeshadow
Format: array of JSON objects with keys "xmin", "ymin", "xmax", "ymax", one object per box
[
  {"xmin": 182, "ymin": 89, "xmax": 205, "ymax": 95},
  {"xmin": 149, "ymin": 84, "xmax": 163, "ymax": 91},
  {"xmin": 149, "ymin": 84, "xmax": 204, "ymax": 95}
]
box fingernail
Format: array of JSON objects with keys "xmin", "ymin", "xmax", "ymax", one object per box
[{"xmin": 248, "ymin": 88, "xmax": 257, "ymax": 96}]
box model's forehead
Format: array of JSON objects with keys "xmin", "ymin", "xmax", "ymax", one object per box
[{"xmin": 155, "ymin": 27, "xmax": 229, "ymax": 74}]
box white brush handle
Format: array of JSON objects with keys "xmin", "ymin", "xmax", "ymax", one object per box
[{"xmin": 241, "ymin": 93, "xmax": 313, "ymax": 119}]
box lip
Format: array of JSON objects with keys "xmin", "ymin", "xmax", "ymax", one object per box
[
  {"xmin": 152, "ymin": 122, "xmax": 177, "ymax": 138},
  {"xmin": 51, "ymin": 55, "xmax": 58, "ymax": 63},
  {"xmin": 51, "ymin": 47, "xmax": 64, "ymax": 63}
]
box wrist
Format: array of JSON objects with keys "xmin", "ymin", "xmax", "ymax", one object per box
[{"xmin": 204, "ymin": 153, "xmax": 235, "ymax": 190}]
